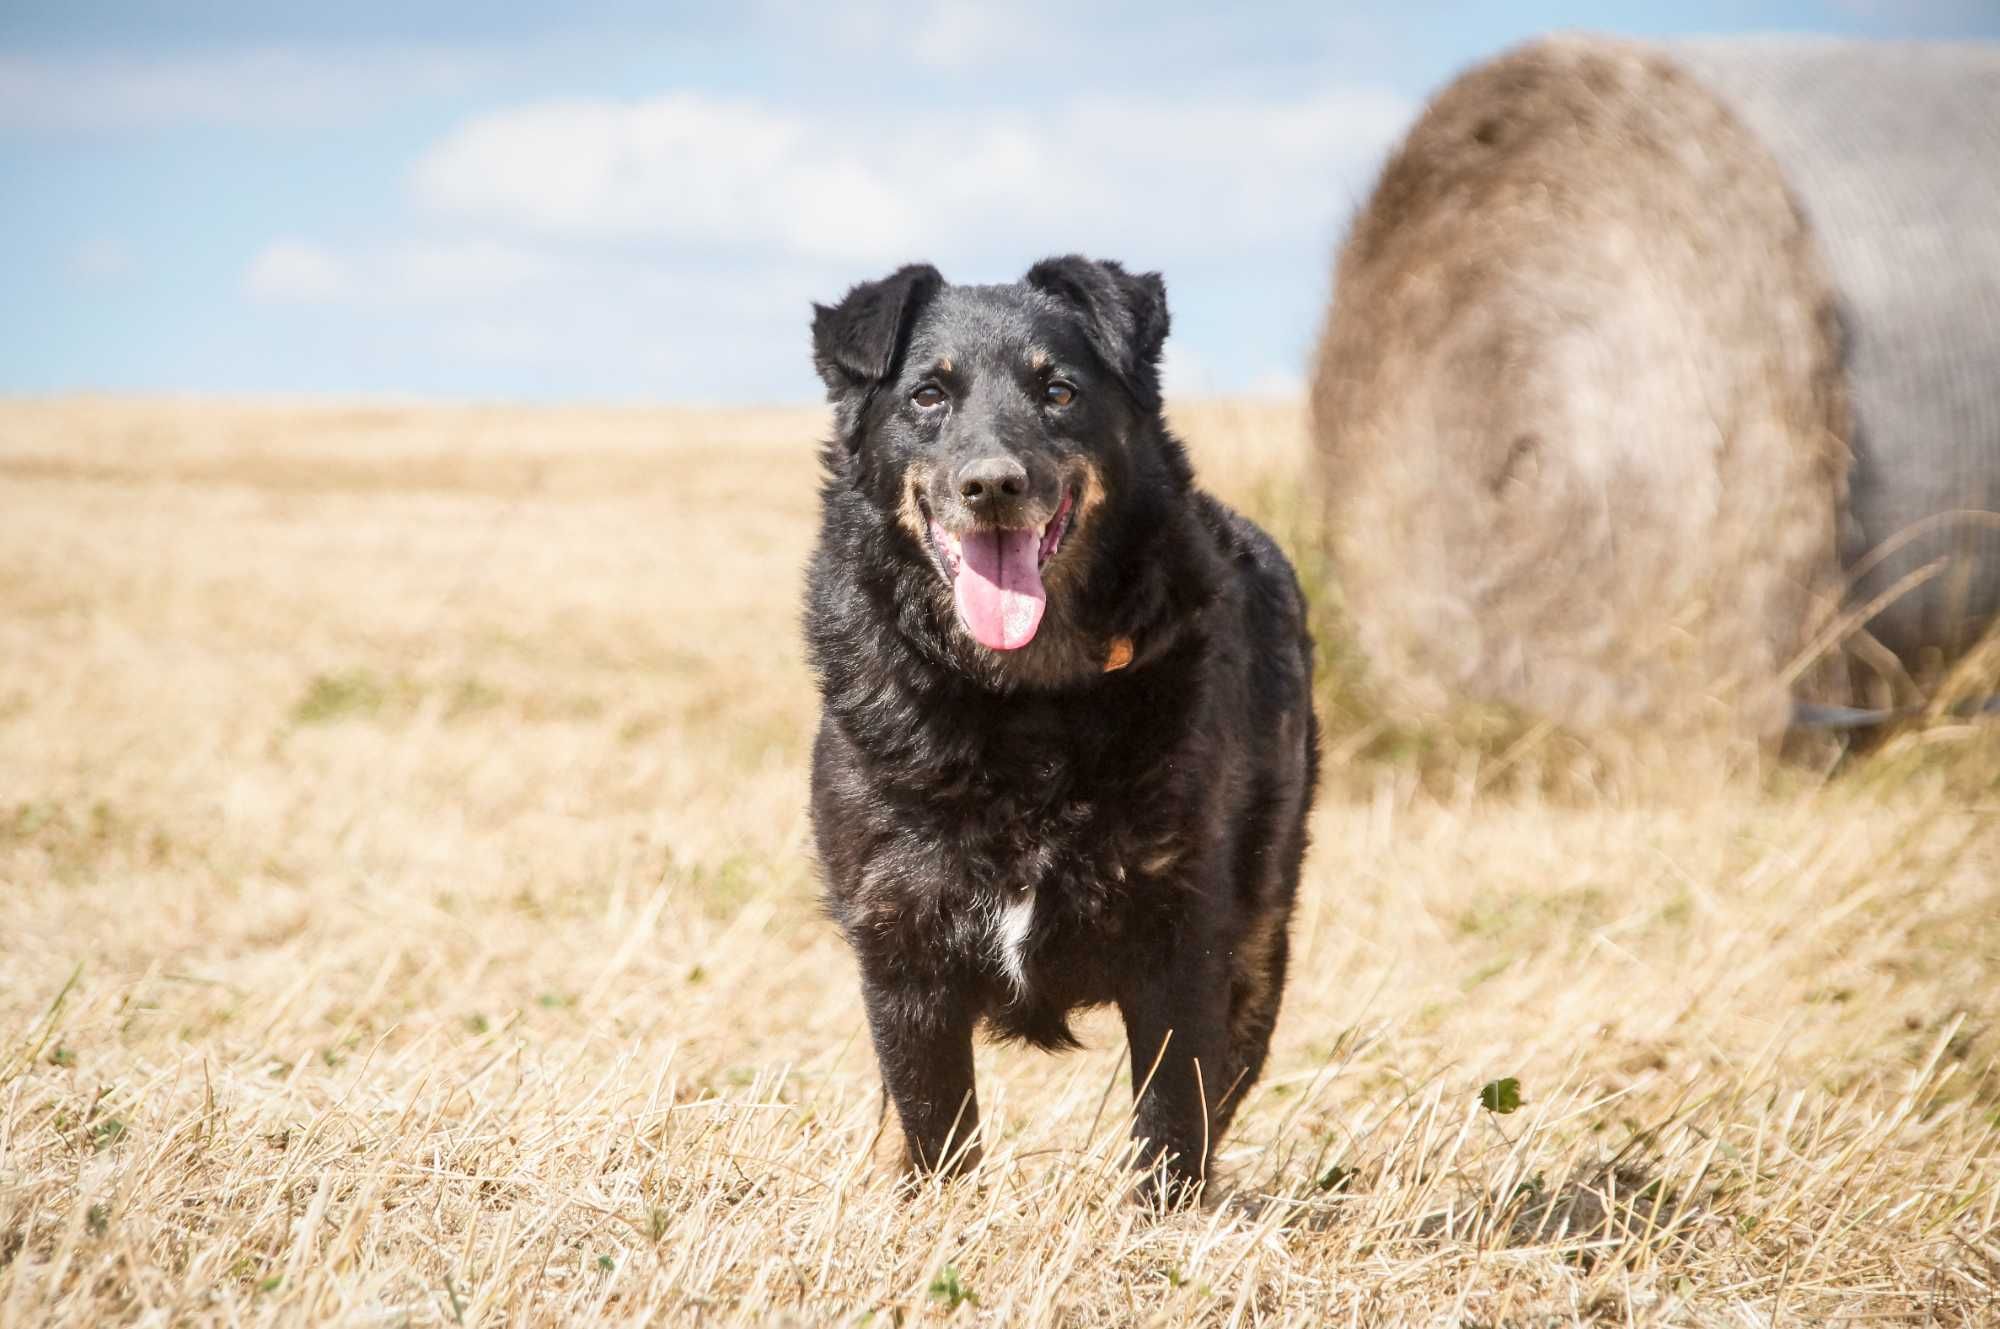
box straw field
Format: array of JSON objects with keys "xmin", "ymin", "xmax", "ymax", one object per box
[{"xmin": 1, "ymin": 398, "xmax": 1995, "ymax": 1325}]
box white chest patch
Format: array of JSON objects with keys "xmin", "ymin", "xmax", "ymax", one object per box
[{"xmin": 991, "ymin": 889, "xmax": 1036, "ymax": 993}]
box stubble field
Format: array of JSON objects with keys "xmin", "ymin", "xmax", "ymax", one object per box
[{"xmin": 1, "ymin": 398, "xmax": 1996, "ymax": 1326}]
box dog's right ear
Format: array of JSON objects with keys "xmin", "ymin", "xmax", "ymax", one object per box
[
  {"xmin": 811, "ymin": 264, "xmax": 945, "ymax": 401},
  {"xmin": 1024, "ymin": 256, "xmax": 1170, "ymax": 412}
]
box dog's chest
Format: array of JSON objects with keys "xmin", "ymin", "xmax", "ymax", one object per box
[
  {"xmin": 953, "ymin": 796, "xmax": 1183, "ymax": 994},
  {"xmin": 841, "ymin": 692, "xmax": 1198, "ymax": 987}
]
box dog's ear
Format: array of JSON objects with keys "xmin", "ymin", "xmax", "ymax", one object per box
[
  {"xmin": 1024, "ymin": 256, "xmax": 1170, "ymax": 410},
  {"xmin": 811, "ymin": 263, "xmax": 945, "ymax": 399}
]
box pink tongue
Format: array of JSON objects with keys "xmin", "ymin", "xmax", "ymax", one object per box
[{"xmin": 953, "ymin": 529, "xmax": 1046, "ymax": 650}]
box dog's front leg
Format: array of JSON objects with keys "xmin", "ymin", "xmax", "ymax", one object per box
[
  {"xmin": 1118, "ymin": 943, "xmax": 1231, "ymax": 1207},
  {"xmin": 859, "ymin": 971, "xmax": 982, "ymax": 1179}
]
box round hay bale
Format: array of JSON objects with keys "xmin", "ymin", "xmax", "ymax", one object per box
[{"xmin": 1310, "ymin": 34, "xmax": 2000, "ymax": 736}]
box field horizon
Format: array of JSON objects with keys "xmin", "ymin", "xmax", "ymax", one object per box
[{"xmin": 2, "ymin": 397, "xmax": 1996, "ymax": 1326}]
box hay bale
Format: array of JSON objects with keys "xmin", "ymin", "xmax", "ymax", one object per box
[{"xmin": 1310, "ymin": 35, "xmax": 2000, "ymax": 735}]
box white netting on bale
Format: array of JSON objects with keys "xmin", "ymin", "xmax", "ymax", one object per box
[{"xmin": 1671, "ymin": 38, "xmax": 2000, "ymax": 683}]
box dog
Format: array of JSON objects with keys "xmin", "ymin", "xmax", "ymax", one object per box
[{"xmin": 803, "ymin": 256, "xmax": 1319, "ymax": 1204}]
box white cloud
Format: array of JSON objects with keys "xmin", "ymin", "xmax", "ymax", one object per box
[
  {"xmin": 262, "ymin": 82, "xmax": 1417, "ymax": 398},
  {"xmin": 0, "ymin": 46, "xmax": 491, "ymax": 132},
  {"xmin": 247, "ymin": 235, "xmax": 575, "ymax": 306},
  {"xmin": 432, "ymin": 318, "xmax": 561, "ymax": 366},
  {"xmin": 245, "ymin": 240, "xmax": 349, "ymax": 304},
  {"xmin": 243, "ymin": 237, "xmax": 569, "ymax": 308},
  {"xmin": 210, "ymin": 38, "xmax": 1414, "ymax": 401},
  {"xmin": 909, "ymin": 0, "xmax": 1013, "ymax": 71},
  {"xmin": 410, "ymin": 94, "xmax": 922, "ymax": 263},
  {"xmin": 409, "ymin": 87, "xmax": 1413, "ymax": 268},
  {"xmin": 240, "ymin": 235, "xmax": 810, "ymax": 312},
  {"xmin": 232, "ymin": 232, "xmax": 830, "ymax": 397},
  {"xmin": 385, "ymin": 239, "xmax": 563, "ymax": 299},
  {"xmin": 70, "ymin": 238, "xmax": 135, "ymax": 284}
]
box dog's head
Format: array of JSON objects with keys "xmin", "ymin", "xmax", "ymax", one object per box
[{"xmin": 812, "ymin": 256, "xmax": 1184, "ymax": 668}]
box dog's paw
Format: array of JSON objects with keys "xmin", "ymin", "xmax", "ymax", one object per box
[{"xmin": 890, "ymin": 1142, "xmax": 985, "ymax": 1201}]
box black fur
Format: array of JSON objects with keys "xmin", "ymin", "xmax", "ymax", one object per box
[{"xmin": 803, "ymin": 256, "xmax": 1319, "ymax": 1204}]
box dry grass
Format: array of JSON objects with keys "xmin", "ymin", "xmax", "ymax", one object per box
[{"xmin": 2, "ymin": 397, "xmax": 1996, "ymax": 1326}]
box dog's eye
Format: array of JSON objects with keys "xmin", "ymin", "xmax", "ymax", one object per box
[
  {"xmin": 911, "ymin": 384, "xmax": 947, "ymax": 410},
  {"xmin": 1044, "ymin": 380, "xmax": 1076, "ymax": 407}
]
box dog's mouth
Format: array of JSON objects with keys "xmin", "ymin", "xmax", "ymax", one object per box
[{"xmin": 921, "ymin": 487, "xmax": 1077, "ymax": 652}]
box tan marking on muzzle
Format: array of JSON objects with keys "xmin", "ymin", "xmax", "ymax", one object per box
[
  {"xmin": 1039, "ymin": 460, "xmax": 1110, "ymax": 605},
  {"xmin": 1104, "ymin": 637, "xmax": 1135, "ymax": 672},
  {"xmin": 897, "ymin": 462, "xmax": 936, "ymax": 546},
  {"xmin": 1074, "ymin": 462, "xmax": 1107, "ymax": 521}
]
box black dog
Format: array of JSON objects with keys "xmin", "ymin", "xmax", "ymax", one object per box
[{"xmin": 803, "ymin": 256, "xmax": 1318, "ymax": 1203}]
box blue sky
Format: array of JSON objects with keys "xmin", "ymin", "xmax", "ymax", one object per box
[{"xmin": 5, "ymin": 1, "xmax": 1995, "ymax": 404}]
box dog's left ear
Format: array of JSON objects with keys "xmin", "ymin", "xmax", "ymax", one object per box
[
  {"xmin": 1025, "ymin": 256, "xmax": 1170, "ymax": 410},
  {"xmin": 812, "ymin": 263, "xmax": 945, "ymax": 399}
]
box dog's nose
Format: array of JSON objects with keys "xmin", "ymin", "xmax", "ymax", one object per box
[{"xmin": 956, "ymin": 456, "xmax": 1029, "ymax": 509}]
